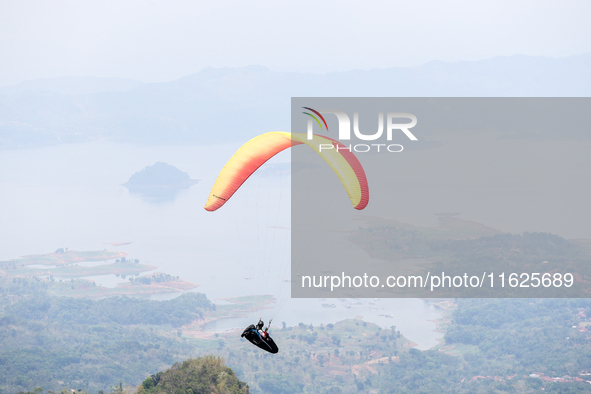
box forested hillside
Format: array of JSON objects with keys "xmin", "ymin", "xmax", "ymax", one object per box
[
  {"xmin": 3, "ymin": 231, "xmax": 591, "ymax": 393},
  {"xmin": 0, "ymin": 293, "xmax": 214, "ymax": 392},
  {"xmin": 377, "ymin": 299, "xmax": 591, "ymax": 393},
  {"xmin": 5, "ymin": 295, "xmax": 591, "ymax": 393},
  {"xmin": 137, "ymin": 356, "xmax": 249, "ymax": 394}
]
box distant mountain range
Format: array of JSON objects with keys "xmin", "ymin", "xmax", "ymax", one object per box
[{"xmin": 1, "ymin": 53, "xmax": 590, "ymax": 149}]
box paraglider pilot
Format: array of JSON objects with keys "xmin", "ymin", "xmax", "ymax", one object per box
[
  {"xmin": 255, "ymin": 319, "xmax": 267, "ymax": 337},
  {"xmin": 241, "ymin": 318, "xmax": 278, "ymax": 353}
]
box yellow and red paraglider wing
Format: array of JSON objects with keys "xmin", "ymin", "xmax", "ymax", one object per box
[
  {"xmin": 204, "ymin": 132, "xmax": 369, "ymax": 211},
  {"xmin": 204, "ymin": 132, "xmax": 298, "ymax": 211},
  {"xmin": 291, "ymin": 133, "xmax": 369, "ymax": 210}
]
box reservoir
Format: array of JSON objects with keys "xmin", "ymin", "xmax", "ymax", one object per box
[{"xmin": 3, "ymin": 137, "xmax": 588, "ymax": 348}]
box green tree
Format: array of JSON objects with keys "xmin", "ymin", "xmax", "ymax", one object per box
[{"xmin": 137, "ymin": 356, "xmax": 248, "ymax": 394}]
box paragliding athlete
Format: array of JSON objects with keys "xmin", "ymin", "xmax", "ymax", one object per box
[
  {"xmin": 241, "ymin": 318, "xmax": 279, "ymax": 354},
  {"xmin": 256, "ymin": 319, "xmax": 266, "ymax": 337},
  {"xmin": 207, "ymin": 131, "xmax": 371, "ymax": 355}
]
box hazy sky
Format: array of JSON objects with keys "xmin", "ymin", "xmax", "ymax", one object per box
[{"xmin": 1, "ymin": 0, "xmax": 590, "ymax": 87}]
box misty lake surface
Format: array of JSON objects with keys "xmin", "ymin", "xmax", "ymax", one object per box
[
  {"xmin": 0, "ymin": 134, "xmax": 591, "ymax": 349},
  {"xmin": 0, "ymin": 141, "xmax": 449, "ymax": 349},
  {"xmin": 5, "ymin": 137, "xmax": 588, "ymax": 349}
]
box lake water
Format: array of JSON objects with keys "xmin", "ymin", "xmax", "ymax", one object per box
[
  {"xmin": 0, "ymin": 141, "xmax": 448, "ymax": 349},
  {"xmin": 3, "ymin": 135, "xmax": 591, "ymax": 348}
]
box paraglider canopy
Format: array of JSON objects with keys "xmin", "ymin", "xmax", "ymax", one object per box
[{"xmin": 204, "ymin": 132, "xmax": 369, "ymax": 212}]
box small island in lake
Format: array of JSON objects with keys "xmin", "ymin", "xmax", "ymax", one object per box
[
  {"xmin": 123, "ymin": 162, "xmax": 199, "ymax": 201},
  {"xmin": 124, "ymin": 162, "xmax": 199, "ymax": 191}
]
